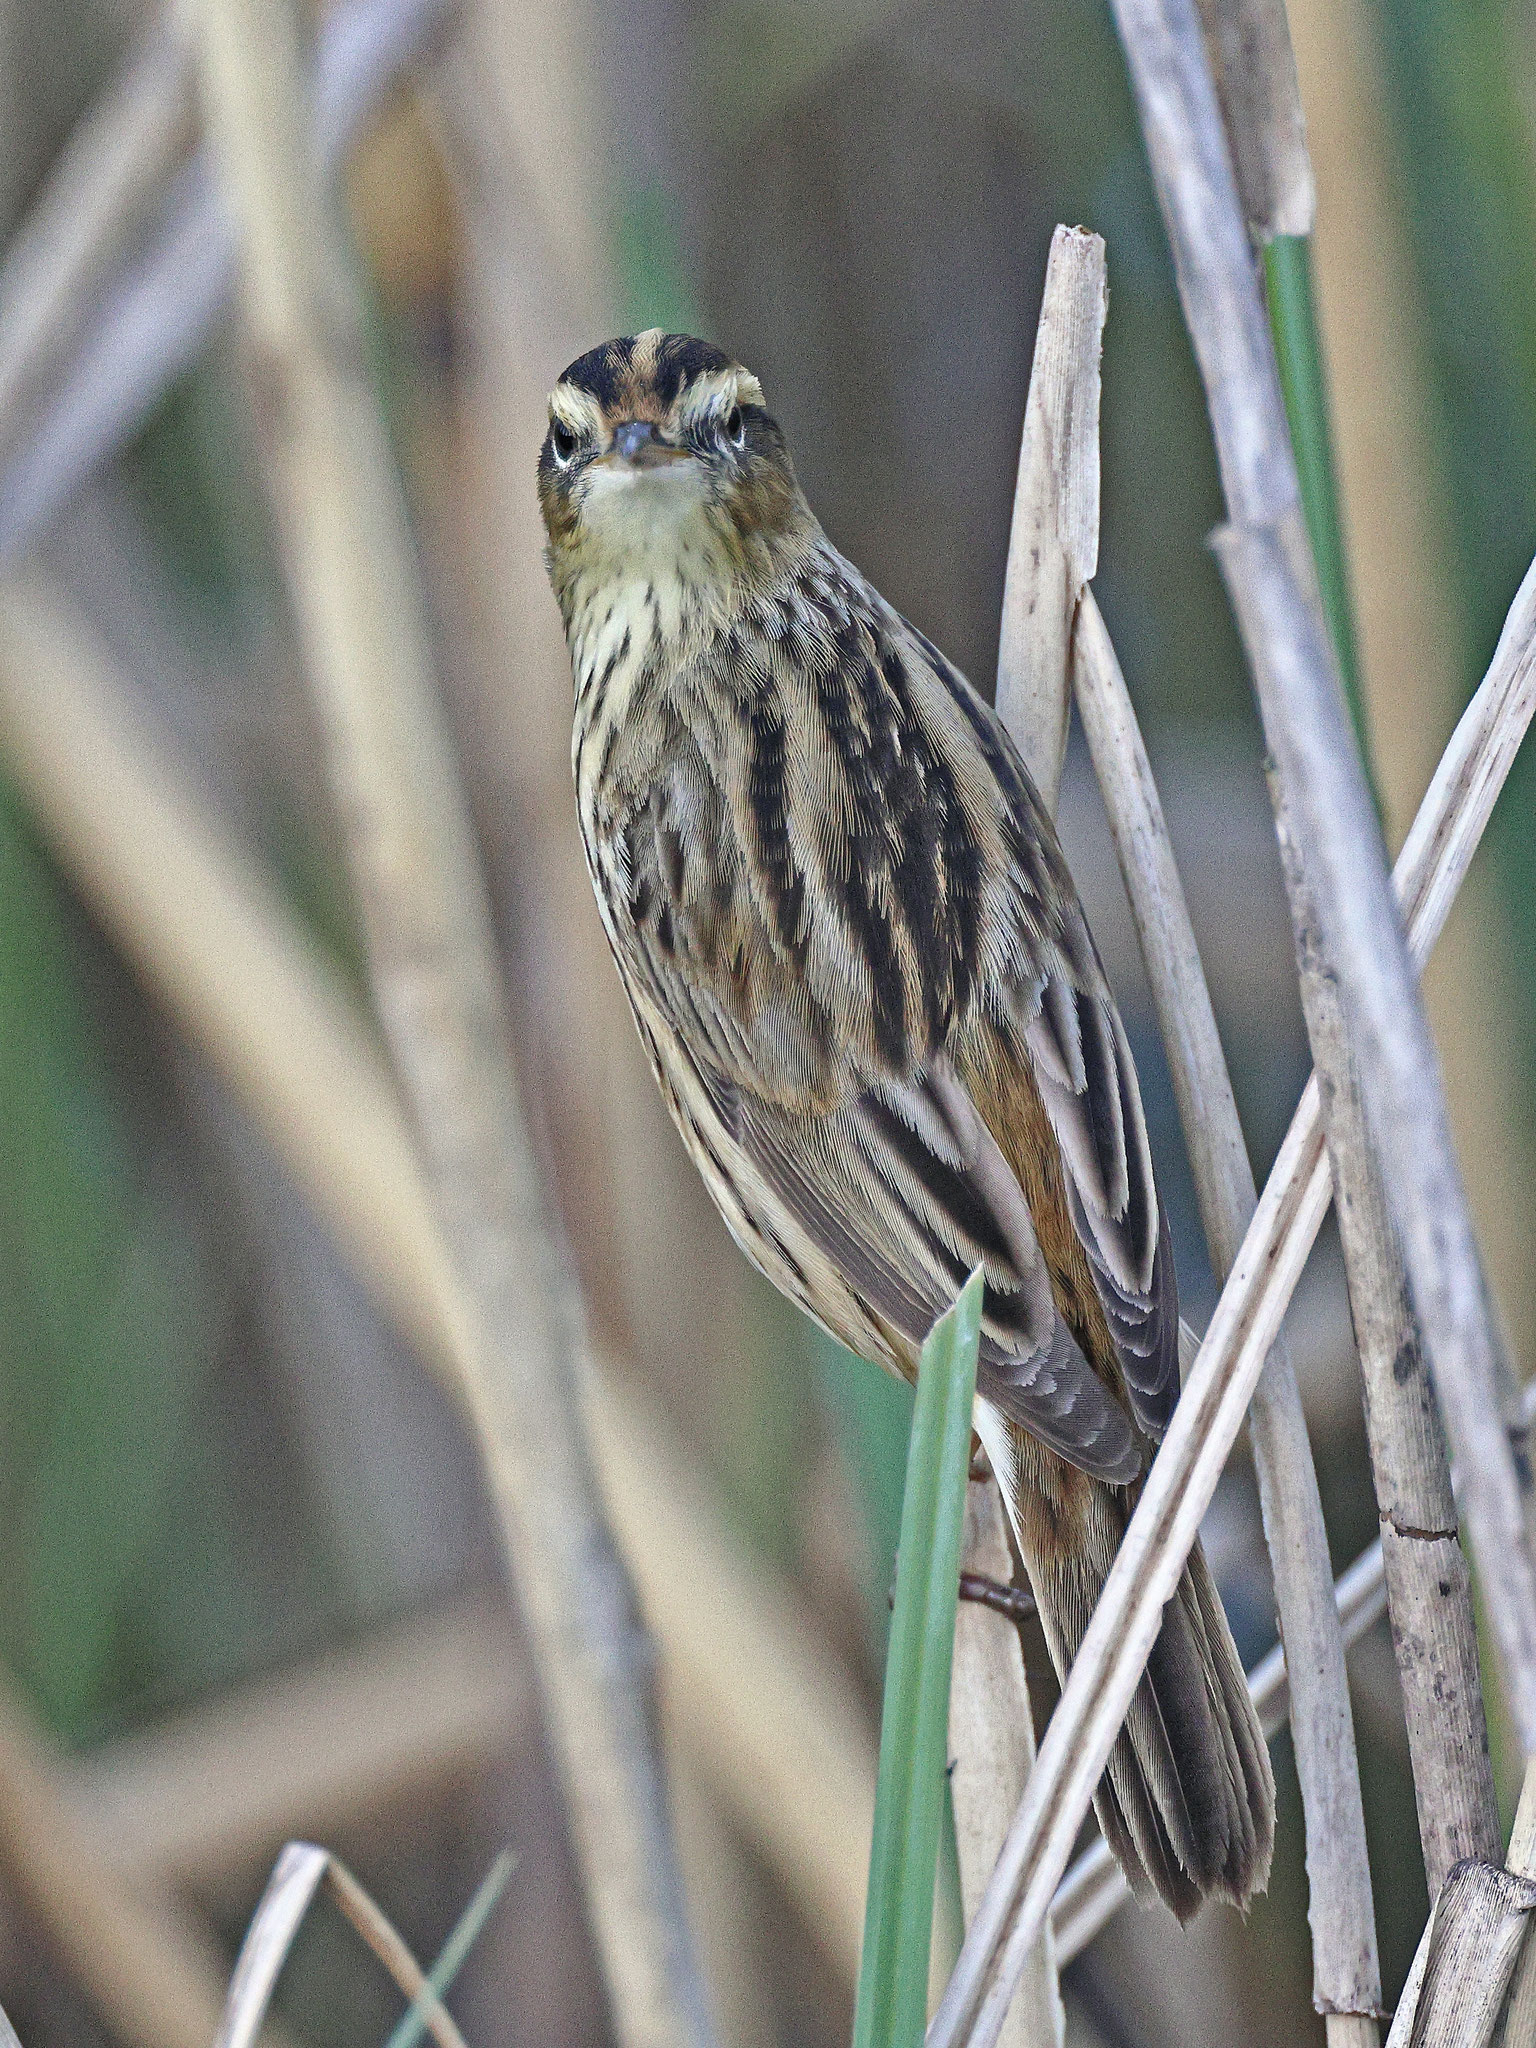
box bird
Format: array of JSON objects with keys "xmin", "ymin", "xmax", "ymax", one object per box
[{"xmin": 537, "ymin": 328, "xmax": 1274, "ymax": 1920}]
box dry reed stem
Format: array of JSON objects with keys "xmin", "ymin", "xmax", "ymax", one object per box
[
  {"xmin": 1384, "ymin": 1787, "xmax": 1536, "ymax": 2048},
  {"xmin": 1191, "ymin": 0, "xmax": 1313, "ymax": 237},
  {"xmin": 0, "ymin": 0, "xmax": 449, "ymax": 564},
  {"xmin": 948, "ymin": 1485, "xmax": 1065, "ymax": 2048},
  {"xmin": 1072, "ymin": 586, "xmax": 1380, "ymax": 2021},
  {"xmin": 1112, "ymin": 0, "xmax": 1536, "ymax": 1747},
  {"xmin": 1384, "ymin": 1858, "xmax": 1536, "ymax": 2048},
  {"xmin": 926, "ymin": 545, "xmax": 1536, "ymax": 2047},
  {"xmin": 1216, "ymin": 513, "xmax": 1536, "ymax": 1744},
  {"xmin": 1498, "ymin": 1765, "xmax": 1536, "ymax": 2046},
  {"xmin": 1286, "ymin": 0, "xmax": 1536, "ymax": 1378},
  {"xmin": 1273, "ymin": 786, "xmax": 1499, "ymax": 1885},
  {"xmin": 994, "ymin": 224, "xmax": 1104, "ymax": 815},
  {"xmin": 216, "ymin": 1842, "xmax": 468, "ymax": 2048},
  {"xmin": 0, "ymin": 11, "xmax": 191, "ymax": 477},
  {"xmin": 187, "ymin": 3, "xmax": 710, "ymax": 2041},
  {"xmin": 0, "ymin": 1670, "xmax": 269, "ymax": 2048},
  {"xmin": 954, "ymin": 220, "xmax": 1110, "ymax": 2048},
  {"xmin": 0, "ymin": 579, "xmax": 880, "ymax": 1990}
]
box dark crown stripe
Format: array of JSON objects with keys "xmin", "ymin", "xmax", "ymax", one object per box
[{"xmin": 558, "ymin": 335, "xmax": 638, "ymax": 411}]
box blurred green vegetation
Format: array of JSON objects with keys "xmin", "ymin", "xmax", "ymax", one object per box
[{"xmin": 1368, "ymin": 0, "xmax": 1536, "ymax": 1128}]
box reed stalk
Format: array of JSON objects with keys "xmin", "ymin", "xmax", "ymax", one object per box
[{"xmin": 186, "ymin": 0, "xmax": 712, "ymax": 2038}]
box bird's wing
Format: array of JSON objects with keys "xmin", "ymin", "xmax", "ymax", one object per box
[
  {"xmin": 883, "ymin": 617, "xmax": 1183, "ymax": 1442},
  {"xmin": 599, "ymin": 572, "xmax": 1173, "ymax": 1456},
  {"xmin": 922, "ymin": 648, "xmax": 1179, "ymax": 1439},
  {"xmin": 1010, "ymin": 955, "xmax": 1180, "ymax": 1439},
  {"xmin": 653, "ymin": 1010, "xmax": 1141, "ymax": 1484}
]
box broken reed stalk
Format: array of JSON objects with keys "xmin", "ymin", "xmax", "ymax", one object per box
[
  {"xmin": 0, "ymin": 10, "xmax": 191, "ymax": 478},
  {"xmin": 948, "ymin": 218, "xmax": 1111, "ymax": 2048},
  {"xmin": 0, "ymin": 0, "xmax": 450, "ymax": 566},
  {"xmin": 1011, "ymin": 215, "xmax": 1376, "ymax": 2031},
  {"xmin": 1382, "ymin": 1767, "xmax": 1536, "ymax": 2048},
  {"xmin": 994, "ymin": 224, "xmax": 1104, "ymax": 816},
  {"xmin": 1108, "ymin": 0, "xmax": 1536, "ymax": 1749},
  {"xmin": 1072, "ymin": 586, "xmax": 1381, "ymax": 2030},
  {"xmin": 1004, "ymin": 217, "xmax": 1373, "ymax": 2035},
  {"xmin": 927, "ymin": 547, "xmax": 1536, "ymax": 2047},
  {"xmin": 1272, "ymin": 788, "xmax": 1501, "ymax": 1885},
  {"xmin": 186, "ymin": 3, "xmax": 712, "ymax": 2043},
  {"xmin": 1496, "ymin": 1763, "xmax": 1536, "ymax": 2044}
]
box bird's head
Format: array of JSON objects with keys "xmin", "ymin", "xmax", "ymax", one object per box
[{"xmin": 537, "ymin": 331, "xmax": 812, "ymax": 619}]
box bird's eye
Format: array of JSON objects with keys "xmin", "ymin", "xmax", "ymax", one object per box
[
  {"xmin": 550, "ymin": 419, "xmax": 579, "ymax": 464},
  {"xmin": 723, "ymin": 403, "xmax": 745, "ymax": 449}
]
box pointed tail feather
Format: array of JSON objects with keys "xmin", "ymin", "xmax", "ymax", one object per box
[{"xmin": 987, "ymin": 1416, "xmax": 1275, "ymax": 1920}]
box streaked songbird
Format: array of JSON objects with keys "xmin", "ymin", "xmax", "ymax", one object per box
[{"xmin": 537, "ymin": 329, "xmax": 1274, "ymax": 1919}]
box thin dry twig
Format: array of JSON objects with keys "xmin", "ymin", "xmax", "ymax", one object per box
[
  {"xmin": 926, "ymin": 544, "xmax": 1536, "ymax": 2047},
  {"xmin": 1110, "ymin": 0, "xmax": 1536, "ymax": 1744},
  {"xmin": 1072, "ymin": 586, "xmax": 1380, "ymax": 2024},
  {"xmin": 0, "ymin": 0, "xmax": 450, "ymax": 564},
  {"xmin": 950, "ymin": 222, "xmax": 1111, "ymax": 2048},
  {"xmin": 215, "ymin": 1842, "xmax": 469, "ymax": 2048},
  {"xmin": 187, "ymin": 1, "xmax": 710, "ymax": 2040}
]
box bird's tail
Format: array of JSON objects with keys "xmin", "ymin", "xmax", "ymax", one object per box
[{"xmin": 994, "ymin": 1429, "xmax": 1274, "ymax": 1921}]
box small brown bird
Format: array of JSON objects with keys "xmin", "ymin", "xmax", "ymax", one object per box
[{"xmin": 538, "ymin": 330, "xmax": 1274, "ymax": 1919}]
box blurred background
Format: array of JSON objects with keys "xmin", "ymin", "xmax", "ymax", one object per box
[{"xmin": 0, "ymin": 0, "xmax": 1533, "ymax": 2042}]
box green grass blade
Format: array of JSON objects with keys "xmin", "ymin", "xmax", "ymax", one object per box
[
  {"xmin": 381, "ymin": 1850, "xmax": 515, "ymax": 2048},
  {"xmin": 853, "ymin": 1267, "xmax": 984, "ymax": 2048},
  {"xmin": 1264, "ymin": 233, "xmax": 1377, "ymax": 797}
]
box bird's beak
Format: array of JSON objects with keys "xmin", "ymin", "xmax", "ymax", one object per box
[{"xmin": 600, "ymin": 419, "xmax": 689, "ymax": 470}]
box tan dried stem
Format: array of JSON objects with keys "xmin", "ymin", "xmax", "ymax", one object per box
[
  {"xmin": 995, "ymin": 224, "xmax": 1104, "ymax": 815},
  {"xmin": 1072, "ymin": 587, "xmax": 1380, "ymax": 2025},
  {"xmin": 0, "ymin": 1671, "xmax": 270, "ymax": 2048},
  {"xmin": 185, "ymin": 1, "xmax": 711, "ymax": 2041},
  {"xmin": 926, "ymin": 543, "xmax": 1536, "ymax": 2047},
  {"xmin": 948, "ymin": 1485, "xmax": 1064, "ymax": 2048},
  {"xmin": 1272, "ymin": 783, "xmax": 1499, "ymax": 1886},
  {"xmin": 1108, "ymin": 0, "xmax": 1536, "ymax": 1747},
  {"xmin": 0, "ymin": 9, "xmax": 191, "ymax": 476},
  {"xmin": 955, "ymin": 220, "xmax": 1110, "ymax": 2048}
]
